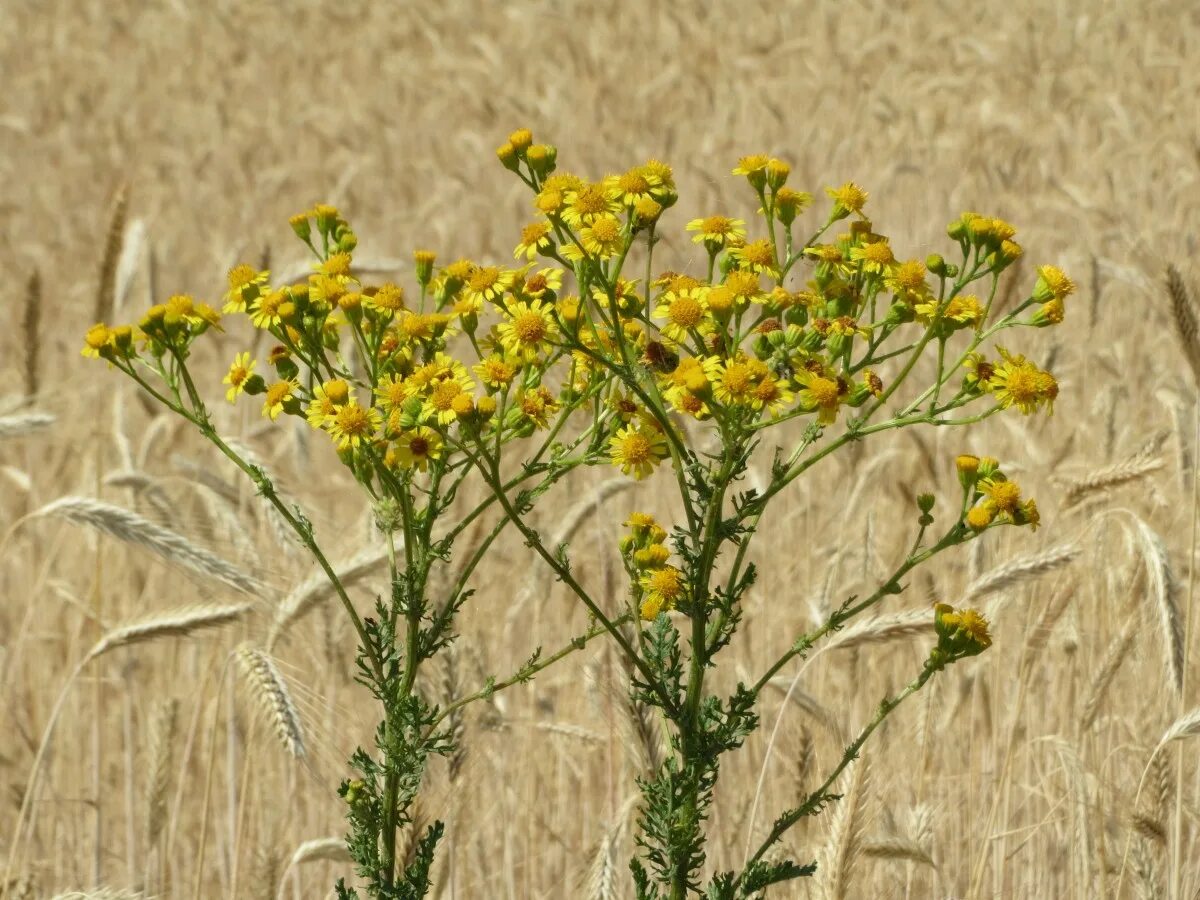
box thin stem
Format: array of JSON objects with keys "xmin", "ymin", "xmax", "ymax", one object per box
[{"xmin": 735, "ymin": 663, "xmax": 937, "ymax": 887}]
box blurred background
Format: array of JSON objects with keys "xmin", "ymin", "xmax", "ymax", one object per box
[{"xmin": 2, "ymin": 1, "xmax": 1199, "ymax": 897}]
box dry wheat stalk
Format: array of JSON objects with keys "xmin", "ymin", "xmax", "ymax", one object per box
[
  {"xmin": 223, "ymin": 438, "xmax": 301, "ymax": 558},
  {"xmin": 113, "ymin": 218, "xmax": 145, "ymax": 314},
  {"xmin": 21, "ymin": 269, "xmax": 40, "ymax": 399},
  {"xmin": 1080, "ymin": 617, "xmax": 1138, "ymax": 731},
  {"xmin": 822, "ymin": 608, "xmax": 931, "ymax": 653},
  {"xmin": 1157, "ymin": 707, "xmax": 1200, "ymax": 747},
  {"xmin": 49, "ymin": 890, "xmax": 145, "ymax": 900},
  {"xmin": 1166, "ymin": 264, "xmax": 1200, "ymax": 385},
  {"xmin": 822, "ymin": 756, "xmax": 870, "ymax": 900},
  {"xmin": 251, "ymin": 841, "xmax": 283, "ymax": 900},
  {"xmin": 144, "ymin": 698, "xmax": 178, "ymax": 850},
  {"xmin": 0, "ymin": 412, "xmax": 55, "ymax": 438},
  {"xmin": 267, "ymin": 545, "xmax": 390, "ymax": 649},
  {"xmin": 1062, "ymin": 456, "xmax": 1165, "ymax": 509},
  {"xmin": 862, "ymin": 837, "xmax": 935, "ymax": 867},
  {"xmin": 1121, "ymin": 513, "xmax": 1184, "ymax": 695},
  {"xmin": 86, "ymin": 604, "xmax": 248, "ymax": 663},
  {"xmin": 397, "ymin": 801, "xmax": 429, "ymax": 871},
  {"xmin": 234, "ymin": 645, "xmax": 305, "ymax": 758},
  {"xmin": 32, "ymin": 496, "xmax": 264, "ymax": 596},
  {"xmin": 93, "ymin": 184, "xmax": 129, "ymax": 325},
  {"xmin": 583, "ymin": 821, "xmax": 621, "ymax": 900},
  {"xmin": 442, "ymin": 644, "xmax": 466, "ymax": 784},
  {"xmin": 287, "ymin": 837, "xmax": 352, "ymax": 867},
  {"xmin": 962, "ymin": 542, "xmax": 1079, "ymax": 604},
  {"xmin": 509, "ymin": 478, "xmax": 633, "ymax": 622}
]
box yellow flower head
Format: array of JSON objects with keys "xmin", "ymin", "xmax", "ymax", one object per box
[
  {"xmin": 609, "ymin": 422, "xmax": 669, "ymax": 480},
  {"xmin": 465, "ymin": 266, "xmax": 518, "ymax": 307},
  {"xmin": 521, "ymin": 267, "xmax": 563, "ymax": 300},
  {"xmin": 306, "ymin": 378, "xmax": 351, "ymax": 427},
  {"xmin": 980, "ymin": 476, "xmax": 1022, "ymax": 515},
  {"xmin": 498, "ymin": 299, "xmax": 557, "ymax": 362},
  {"xmin": 562, "ymin": 183, "xmax": 620, "ymax": 228},
  {"xmin": 990, "ymin": 348, "xmax": 1054, "ymax": 415},
  {"xmin": 714, "ymin": 356, "xmax": 767, "ymax": 408},
  {"xmin": 389, "ymin": 427, "xmax": 442, "ymax": 472},
  {"xmin": 605, "ymin": 167, "xmax": 662, "ymax": 207},
  {"xmin": 223, "ymin": 352, "xmax": 256, "ymax": 404},
  {"xmin": 794, "ymin": 368, "xmax": 844, "ymax": 425},
  {"xmin": 639, "ymin": 565, "xmax": 686, "ymax": 619},
  {"xmin": 934, "ymin": 603, "xmax": 992, "ymax": 658},
  {"xmin": 223, "ymin": 264, "xmax": 270, "ymax": 313},
  {"xmin": 473, "ymin": 355, "xmax": 518, "ymax": 390},
  {"xmin": 328, "ymin": 401, "xmax": 382, "ymax": 450},
  {"xmin": 262, "ymin": 379, "xmax": 298, "ymax": 420},
  {"xmin": 1033, "ymin": 265, "xmax": 1076, "ymax": 303},
  {"xmin": 364, "ymin": 283, "xmax": 406, "ymax": 315},
  {"xmin": 82, "ymin": 323, "xmax": 112, "ymax": 358},
  {"xmin": 825, "ymin": 182, "xmax": 869, "ymax": 219},
  {"xmin": 686, "ymin": 215, "xmax": 747, "ymax": 248},
  {"xmin": 732, "ymin": 155, "xmax": 771, "ymax": 189},
  {"xmin": 653, "ymin": 287, "xmax": 711, "ymax": 344},
  {"xmin": 250, "ymin": 289, "xmax": 289, "ymax": 330},
  {"xmin": 578, "ymin": 213, "xmax": 625, "ymax": 259},
  {"xmin": 512, "ymin": 385, "xmax": 554, "ymax": 430},
  {"xmin": 849, "ymin": 238, "xmax": 895, "ymax": 275},
  {"xmin": 728, "ymin": 238, "xmax": 778, "ymax": 275},
  {"xmin": 514, "ymin": 221, "xmax": 554, "ymax": 261}
]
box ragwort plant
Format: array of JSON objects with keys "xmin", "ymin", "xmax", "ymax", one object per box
[
  {"xmin": 82, "ymin": 128, "xmax": 1071, "ymax": 898},
  {"xmin": 82, "ymin": 193, "xmax": 627, "ymax": 895},
  {"xmin": 476, "ymin": 135, "xmax": 1065, "ymax": 897}
]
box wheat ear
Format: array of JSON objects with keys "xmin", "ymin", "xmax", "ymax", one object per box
[
  {"xmin": 21, "ymin": 269, "xmax": 40, "ymax": 399},
  {"xmin": 1166, "ymin": 264, "xmax": 1200, "ymax": 384},
  {"xmin": 145, "ymin": 698, "xmax": 179, "ymax": 851},
  {"xmin": 234, "ymin": 645, "xmax": 305, "ymax": 758},
  {"xmin": 267, "ymin": 545, "xmax": 389, "ymax": 649},
  {"xmin": 29, "ymin": 496, "xmax": 263, "ymax": 595},
  {"xmin": 0, "ymin": 413, "xmax": 55, "ymax": 439},
  {"xmin": 823, "ymin": 756, "xmax": 871, "ymax": 900},
  {"xmin": 93, "ymin": 184, "xmax": 129, "ymax": 325},
  {"xmin": 962, "ymin": 542, "xmax": 1079, "ymax": 604}
]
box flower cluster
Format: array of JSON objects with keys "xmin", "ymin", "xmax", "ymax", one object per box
[
  {"xmin": 957, "ymin": 454, "xmax": 1040, "ymax": 531},
  {"xmin": 931, "ymin": 602, "xmax": 993, "ymax": 665},
  {"xmin": 84, "ymin": 130, "xmax": 1070, "ymax": 496},
  {"xmin": 619, "ymin": 513, "xmax": 685, "ymax": 620}
]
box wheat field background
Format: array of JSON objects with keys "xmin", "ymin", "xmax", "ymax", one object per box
[{"xmin": 2, "ymin": 1, "xmax": 1199, "ymax": 897}]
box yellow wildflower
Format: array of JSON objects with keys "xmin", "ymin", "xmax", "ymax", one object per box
[
  {"xmin": 328, "ymin": 401, "xmax": 382, "ymax": 450},
  {"xmin": 653, "ymin": 288, "xmax": 711, "ymax": 344},
  {"xmin": 639, "ymin": 565, "xmax": 686, "ymax": 619},
  {"xmin": 728, "ymin": 238, "xmax": 778, "ymax": 275},
  {"xmin": 604, "ymin": 167, "xmax": 662, "ymax": 207},
  {"xmin": 848, "ymin": 239, "xmax": 896, "ymax": 274},
  {"xmin": 498, "ymin": 299, "xmax": 557, "ymax": 361},
  {"xmin": 223, "ymin": 352, "xmax": 256, "ymax": 404},
  {"xmin": 794, "ymin": 369, "xmax": 843, "ymax": 425},
  {"xmin": 223, "ymin": 264, "xmax": 269, "ymax": 313},
  {"xmin": 825, "ymin": 182, "xmax": 869, "ymax": 218},
  {"xmin": 389, "ymin": 427, "xmax": 442, "ymax": 472},
  {"xmin": 609, "ymin": 422, "xmax": 669, "ymax": 480},
  {"xmin": 514, "ymin": 221, "xmax": 554, "ymax": 261},
  {"xmin": 686, "ymin": 215, "xmax": 747, "ymax": 248},
  {"xmin": 262, "ymin": 379, "xmax": 298, "ymax": 421}
]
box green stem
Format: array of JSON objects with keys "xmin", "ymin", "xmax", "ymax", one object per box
[{"xmin": 735, "ymin": 662, "xmax": 939, "ymax": 887}]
